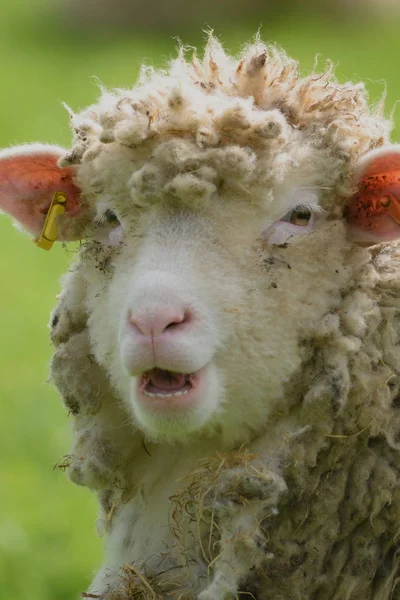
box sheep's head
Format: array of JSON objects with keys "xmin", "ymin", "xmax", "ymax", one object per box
[{"xmin": 1, "ymin": 36, "xmax": 399, "ymax": 444}]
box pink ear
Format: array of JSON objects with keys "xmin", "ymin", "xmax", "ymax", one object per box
[
  {"xmin": 0, "ymin": 144, "xmax": 84, "ymax": 241},
  {"xmin": 345, "ymin": 145, "xmax": 400, "ymax": 244}
]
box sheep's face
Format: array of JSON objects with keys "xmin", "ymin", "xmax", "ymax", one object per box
[
  {"xmin": 80, "ymin": 174, "xmax": 350, "ymax": 443},
  {"xmin": 2, "ymin": 138, "xmax": 395, "ymax": 443}
]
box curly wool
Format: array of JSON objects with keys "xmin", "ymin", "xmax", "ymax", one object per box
[{"xmin": 59, "ymin": 35, "xmax": 390, "ymax": 217}]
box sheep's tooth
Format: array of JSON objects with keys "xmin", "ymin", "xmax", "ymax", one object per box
[{"xmin": 143, "ymin": 389, "xmax": 190, "ymax": 398}]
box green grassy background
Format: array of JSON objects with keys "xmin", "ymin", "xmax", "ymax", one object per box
[{"xmin": 1, "ymin": 1, "xmax": 400, "ymax": 598}]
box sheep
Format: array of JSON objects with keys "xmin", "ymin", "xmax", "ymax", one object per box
[{"xmin": 1, "ymin": 34, "xmax": 400, "ymax": 599}]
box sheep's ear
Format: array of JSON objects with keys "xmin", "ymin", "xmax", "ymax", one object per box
[
  {"xmin": 345, "ymin": 145, "xmax": 400, "ymax": 244},
  {"xmin": 0, "ymin": 144, "xmax": 86, "ymax": 246}
]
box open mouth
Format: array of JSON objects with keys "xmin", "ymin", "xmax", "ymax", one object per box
[
  {"xmin": 139, "ymin": 368, "xmax": 197, "ymax": 398},
  {"xmin": 133, "ymin": 364, "xmax": 212, "ymax": 423}
]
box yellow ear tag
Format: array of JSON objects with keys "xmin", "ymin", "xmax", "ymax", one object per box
[{"xmin": 35, "ymin": 191, "xmax": 68, "ymax": 251}]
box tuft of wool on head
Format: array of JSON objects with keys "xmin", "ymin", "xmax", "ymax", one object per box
[{"xmin": 58, "ymin": 34, "xmax": 390, "ymax": 217}]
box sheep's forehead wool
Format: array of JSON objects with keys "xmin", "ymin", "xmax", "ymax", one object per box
[{"xmin": 59, "ymin": 35, "xmax": 390, "ymax": 217}]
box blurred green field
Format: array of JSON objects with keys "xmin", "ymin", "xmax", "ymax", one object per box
[{"xmin": 1, "ymin": 1, "xmax": 400, "ymax": 598}]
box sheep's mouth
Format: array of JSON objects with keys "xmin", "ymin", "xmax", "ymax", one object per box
[{"xmin": 139, "ymin": 368, "xmax": 196, "ymax": 398}]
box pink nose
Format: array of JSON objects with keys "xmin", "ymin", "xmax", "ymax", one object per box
[{"xmin": 129, "ymin": 307, "xmax": 190, "ymax": 337}]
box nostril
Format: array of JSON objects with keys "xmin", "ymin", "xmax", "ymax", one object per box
[
  {"xmin": 164, "ymin": 320, "xmax": 181, "ymax": 331},
  {"xmin": 163, "ymin": 310, "xmax": 191, "ymax": 332},
  {"xmin": 128, "ymin": 313, "xmax": 146, "ymax": 336}
]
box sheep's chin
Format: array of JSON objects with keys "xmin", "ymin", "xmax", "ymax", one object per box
[{"xmin": 128, "ymin": 363, "xmax": 221, "ymax": 438}]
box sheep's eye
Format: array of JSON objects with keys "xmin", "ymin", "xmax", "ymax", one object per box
[
  {"xmin": 263, "ymin": 196, "xmax": 319, "ymax": 246},
  {"xmin": 281, "ymin": 205, "xmax": 312, "ymax": 227},
  {"xmin": 105, "ymin": 210, "xmax": 120, "ymax": 226}
]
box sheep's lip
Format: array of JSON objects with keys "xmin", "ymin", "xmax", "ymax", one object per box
[{"xmin": 139, "ymin": 368, "xmax": 197, "ymax": 398}]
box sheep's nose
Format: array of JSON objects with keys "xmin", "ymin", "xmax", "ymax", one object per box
[{"xmin": 128, "ymin": 307, "xmax": 190, "ymax": 337}]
